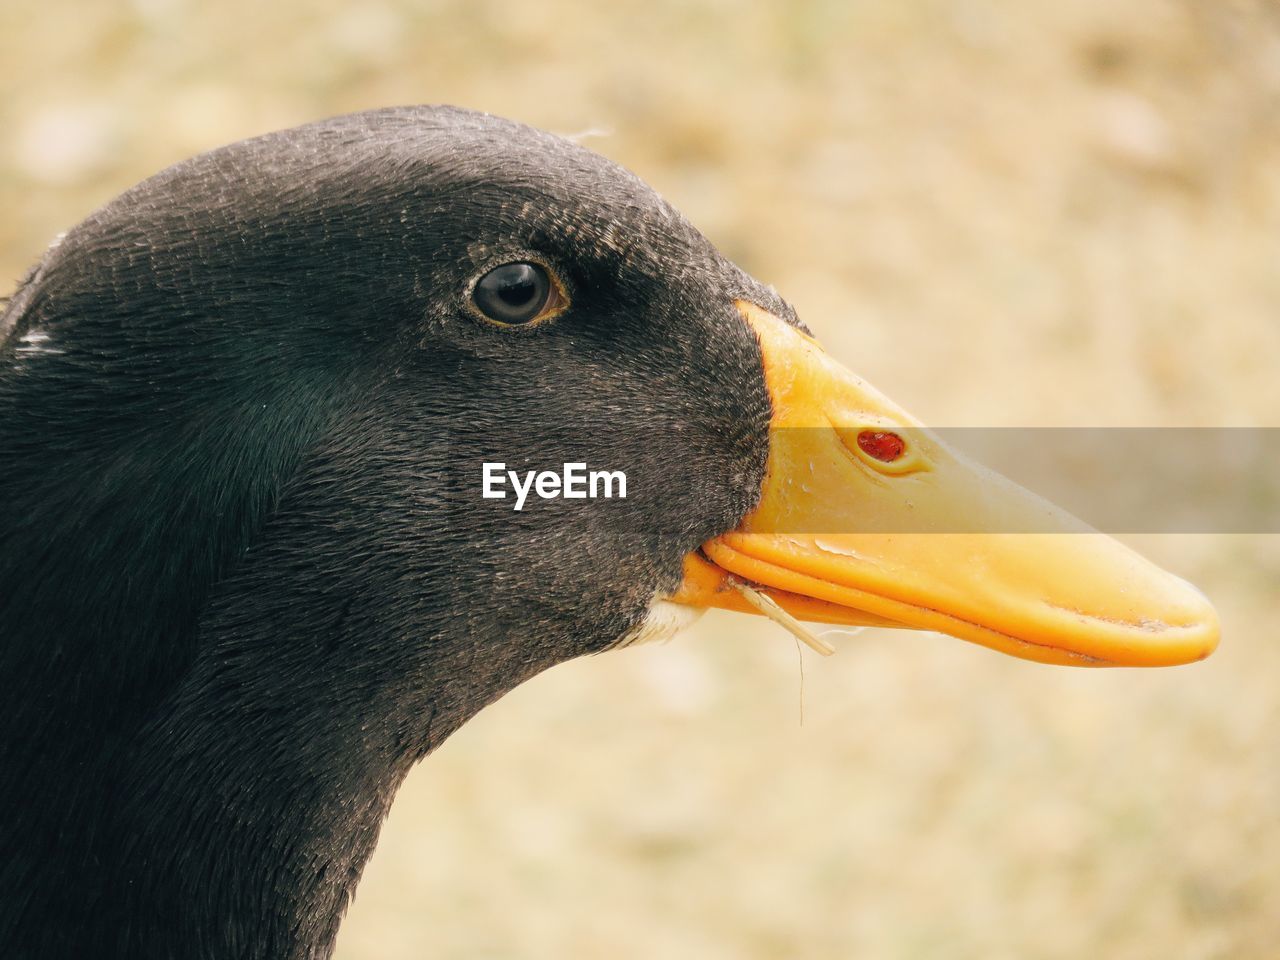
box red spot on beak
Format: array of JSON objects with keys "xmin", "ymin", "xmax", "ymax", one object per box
[{"xmin": 857, "ymin": 430, "xmax": 906, "ymax": 463}]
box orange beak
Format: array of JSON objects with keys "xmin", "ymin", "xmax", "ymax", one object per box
[{"xmin": 671, "ymin": 302, "xmax": 1220, "ymax": 667}]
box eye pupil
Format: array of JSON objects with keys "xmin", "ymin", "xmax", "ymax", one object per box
[
  {"xmin": 474, "ymin": 262, "xmax": 554, "ymax": 324},
  {"xmin": 495, "ymin": 266, "xmax": 537, "ymax": 306}
]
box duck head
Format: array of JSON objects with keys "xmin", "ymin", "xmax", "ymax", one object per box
[{"xmin": 0, "ymin": 105, "xmax": 1217, "ymax": 960}]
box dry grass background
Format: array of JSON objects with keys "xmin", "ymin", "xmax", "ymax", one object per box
[{"xmin": 3, "ymin": 1, "xmax": 1279, "ymax": 957}]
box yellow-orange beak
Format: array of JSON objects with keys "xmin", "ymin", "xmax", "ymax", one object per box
[{"xmin": 671, "ymin": 302, "xmax": 1220, "ymax": 667}]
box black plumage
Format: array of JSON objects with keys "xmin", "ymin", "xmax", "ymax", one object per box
[{"xmin": 0, "ymin": 106, "xmax": 788, "ymax": 959}]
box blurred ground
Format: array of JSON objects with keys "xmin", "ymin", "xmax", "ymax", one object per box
[{"xmin": 3, "ymin": 1, "xmax": 1278, "ymax": 957}]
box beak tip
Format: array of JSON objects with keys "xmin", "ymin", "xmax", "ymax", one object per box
[
  {"xmin": 1114, "ymin": 590, "xmax": 1221, "ymax": 668},
  {"xmin": 1165, "ymin": 578, "xmax": 1222, "ymax": 666}
]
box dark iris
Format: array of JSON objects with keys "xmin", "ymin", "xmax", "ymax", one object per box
[{"xmin": 473, "ymin": 262, "xmax": 553, "ymax": 325}]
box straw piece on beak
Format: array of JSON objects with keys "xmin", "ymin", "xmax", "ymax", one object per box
[{"xmin": 730, "ymin": 578, "xmax": 836, "ymax": 656}]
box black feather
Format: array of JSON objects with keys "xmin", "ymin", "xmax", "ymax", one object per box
[{"xmin": 0, "ymin": 105, "xmax": 787, "ymax": 960}]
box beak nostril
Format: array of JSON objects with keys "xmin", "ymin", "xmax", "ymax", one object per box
[{"xmin": 856, "ymin": 430, "xmax": 906, "ymax": 463}]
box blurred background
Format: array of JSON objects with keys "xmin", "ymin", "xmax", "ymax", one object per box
[{"xmin": 3, "ymin": 1, "xmax": 1277, "ymax": 957}]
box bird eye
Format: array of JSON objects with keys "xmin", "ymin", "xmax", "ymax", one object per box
[{"xmin": 472, "ymin": 262, "xmax": 563, "ymax": 326}]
